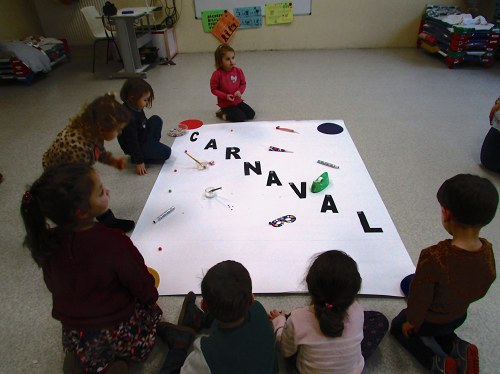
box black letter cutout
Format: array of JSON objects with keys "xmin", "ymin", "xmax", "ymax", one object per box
[
  {"xmin": 226, "ymin": 147, "xmax": 241, "ymax": 159},
  {"xmin": 289, "ymin": 182, "xmax": 307, "ymax": 199},
  {"xmin": 357, "ymin": 211, "xmax": 383, "ymax": 233},
  {"xmin": 190, "ymin": 132, "xmax": 199, "ymax": 142},
  {"xmin": 266, "ymin": 171, "xmax": 282, "ymax": 186},
  {"xmin": 321, "ymin": 195, "xmax": 339, "ymax": 213},
  {"xmin": 204, "ymin": 139, "xmax": 217, "ymax": 150},
  {"xmin": 244, "ymin": 161, "xmax": 262, "ymax": 176}
]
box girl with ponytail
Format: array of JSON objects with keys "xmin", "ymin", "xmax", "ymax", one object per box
[
  {"xmin": 21, "ymin": 163, "xmax": 161, "ymax": 373},
  {"xmin": 269, "ymin": 250, "xmax": 389, "ymax": 373}
]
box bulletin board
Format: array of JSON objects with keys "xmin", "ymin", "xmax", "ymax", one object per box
[{"xmin": 194, "ymin": 0, "xmax": 312, "ymax": 18}]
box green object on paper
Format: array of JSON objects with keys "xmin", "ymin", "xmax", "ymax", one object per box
[
  {"xmin": 311, "ymin": 172, "xmax": 329, "ymax": 193},
  {"xmin": 202, "ymin": 9, "xmax": 225, "ymax": 32}
]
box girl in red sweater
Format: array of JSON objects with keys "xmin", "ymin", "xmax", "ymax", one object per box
[{"xmin": 210, "ymin": 44, "xmax": 255, "ymax": 122}]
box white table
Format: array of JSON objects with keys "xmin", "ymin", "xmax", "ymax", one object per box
[{"xmin": 110, "ymin": 7, "xmax": 159, "ymax": 79}]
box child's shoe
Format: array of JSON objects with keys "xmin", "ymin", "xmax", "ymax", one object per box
[
  {"xmin": 97, "ymin": 209, "xmax": 135, "ymax": 233},
  {"xmin": 178, "ymin": 291, "xmax": 214, "ymax": 332},
  {"xmin": 157, "ymin": 322, "xmax": 196, "ymax": 350},
  {"xmin": 431, "ymin": 355, "xmax": 457, "ymax": 374},
  {"xmin": 450, "ymin": 338, "xmax": 479, "ymax": 374},
  {"xmin": 216, "ymin": 109, "xmax": 227, "ymax": 121}
]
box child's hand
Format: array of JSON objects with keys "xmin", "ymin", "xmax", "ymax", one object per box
[
  {"xmin": 402, "ymin": 322, "xmax": 416, "ymax": 338},
  {"xmin": 234, "ymin": 91, "xmax": 242, "ymax": 98},
  {"xmin": 136, "ymin": 163, "xmax": 147, "ymax": 176},
  {"xmin": 227, "ymin": 94, "xmax": 235, "ymax": 102},
  {"xmin": 111, "ymin": 156, "xmax": 128, "ymax": 170},
  {"xmin": 268, "ymin": 309, "xmax": 286, "ymax": 320},
  {"xmin": 490, "ymin": 102, "xmax": 500, "ymax": 124}
]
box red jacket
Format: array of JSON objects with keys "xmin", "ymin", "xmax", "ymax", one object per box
[{"xmin": 210, "ymin": 67, "xmax": 247, "ymax": 108}]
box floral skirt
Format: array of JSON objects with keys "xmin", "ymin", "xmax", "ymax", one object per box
[{"xmin": 62, "ymin": 303, "xmax": 162, "ymax": 373}]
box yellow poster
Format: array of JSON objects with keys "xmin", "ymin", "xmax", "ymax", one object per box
[{"xmin": 265, "ymin": 2, "xmax": 293, "ymax": 25}]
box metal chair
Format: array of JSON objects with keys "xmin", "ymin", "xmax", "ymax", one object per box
[{"xmin": 80, "ymin": 6, "xmax": 122, "ymax": 73}]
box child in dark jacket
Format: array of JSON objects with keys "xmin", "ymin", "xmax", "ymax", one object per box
[{"xmin": 118, "ymin": 78, "xmax": 171, "ymax": 176}]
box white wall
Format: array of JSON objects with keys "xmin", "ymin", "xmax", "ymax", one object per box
[{"xmin": 30, "ymin": 0, "xmax": 492, "ymax": 52}]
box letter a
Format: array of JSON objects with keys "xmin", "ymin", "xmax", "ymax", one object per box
[{"xmin": 321, "ymin": 195, "xmax": 338, "ymax": 213}]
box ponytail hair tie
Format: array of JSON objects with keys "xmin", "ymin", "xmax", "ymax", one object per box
[
  {"xmin": 23, "ymin": 191, "xmax": 34, "ymax": 204},
  {"xmin": 325, "ymin": 303, "xmax": 333, "ymax": 310}
]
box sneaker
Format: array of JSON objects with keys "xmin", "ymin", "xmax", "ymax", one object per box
[
  {"xmin": 157, "ymin": 322, "xmax": 196, "ymax": 350},
  {"xmin": 216, "ymin": 109, "xmax": 227, "ymax": 121},
  {"xmin": 178, "ymin": 291, "xmax": 214, "ymax": 332},
  {"xmin": 97, "ymin": 209, "xmax": 135, "ymax": 233},
  {"xmin": 451, "ymin": 338, "xmax": 479, "ymax": 374},
  {"xmin": 431, "ymin": 355, "xmax": 458, "ymax": 374}
]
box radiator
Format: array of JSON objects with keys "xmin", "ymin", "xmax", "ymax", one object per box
[{"xmin": 33, "ymin": 0, "xmax": 105, "ymax": 46}]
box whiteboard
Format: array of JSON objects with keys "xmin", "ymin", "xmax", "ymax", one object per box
[{"xmin": 194, "ymin": 0, "xmax": 312, "ymax": 18}]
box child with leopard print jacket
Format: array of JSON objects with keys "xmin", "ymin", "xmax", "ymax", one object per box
[{"xmin": 42, "ymin": 93, "xmax": 135, "ymax": 232}]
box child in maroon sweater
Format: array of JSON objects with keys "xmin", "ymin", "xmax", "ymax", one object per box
[{"xmin": 21, "ymin": 163, "xmax": 162, "ymax": 373}]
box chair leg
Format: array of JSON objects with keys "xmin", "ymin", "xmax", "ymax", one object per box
[
  {"xmin": 112, "ymin": 40, "xmax": 123, "ymax": 66},
  {"xmin": 92, "ymin": 40, "xmax": 97, "ymax": 73},
  {"xmin": 106, "ymin": 40, "xmax": 110, "ymax": 65}
]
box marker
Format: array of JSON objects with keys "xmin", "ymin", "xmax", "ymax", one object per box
[
  {"xmin": 122, "ymin": 10, "xmax": 134, "ymax": 14},
  {"xmin": 317, "ymin": 160, "xmax": 339, "ymax": 169},
  {"xmin": 153, "ymin": 206, "xmax": 175, "ymax": 223},
  {"xmin": 276, "ymin": 126, "xmax": 299, "ymax": 134},
  {"xmin": 269, "ymin": 146, "xmax": 293, "ymax": 153}
]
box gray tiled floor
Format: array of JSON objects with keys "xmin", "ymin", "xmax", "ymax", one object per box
[{"xmin": 0, "ymin": 48, "xmax": 499, "ymax": 373}]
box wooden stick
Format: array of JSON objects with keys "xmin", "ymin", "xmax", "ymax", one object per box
[
  {"xmin": 276, "ymin": 126, "xmax": 299, "ymax": 134},
  {"xmin": 184, "ymin": 150, "xmax": 206, "ymax": 168}
]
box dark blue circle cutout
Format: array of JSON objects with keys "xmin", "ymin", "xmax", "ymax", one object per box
[{"xmin": 317, "ymin": 122, "xmax": 344, "ymax": 135}]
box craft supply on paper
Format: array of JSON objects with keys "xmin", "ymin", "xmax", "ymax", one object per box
[
  {"xmin": 269, "ymin": 214, "xmax": 297, "ymax": 227},
  {"xmin": 184, "ymin": 150, "xmax": 207, "ymax": 169},
  {"xmin": 205, "ymin": 187, "xmax": 221, "ymax": 198},
  {"xmin": 269, "ymin": 146, "xmax": 293, "ymax": 153},
  {"xmin": 153, "ymin": 206, "xmax": 175, "ymax": 223},
  {"xmin": 317, "ymin": 160, "xmax": 340, "ymax": 169},
  {"xmin": 276, "ymin": 125, "xmax": 299, "ymax": 133}
]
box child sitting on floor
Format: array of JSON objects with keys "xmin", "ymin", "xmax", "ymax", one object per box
[
  {"xmin": 176, "ymin": 260, "xmax": 278, "ymax": 373},
  {"xmin": 269, "ymin": 250, "xmax": 389, "ymax": 373},
  {"xmin": 42, "ymin": 93, "xmax": 134, "ymax": 232},
  {"xmin": 118, "ymin": 78, "xmax": 171, "ymax": 176},
  {"xmin": 391, "ymin": 173, "xmax": 498, "ymax": 374},
  {"xmin": 20, "ymin": 163, "xmax": 162, "ymax": 373},
  {"xmin": 210, "ymin": 44, "xmax": 255, "ymax": 122}
]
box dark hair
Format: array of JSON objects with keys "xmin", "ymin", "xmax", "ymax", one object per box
[
  {"xmin": 437, "ymin": 174, "xmax": 498, "ymax": 226},
  {"xmin": 306, "ymin": 250, "xmax": 361, "ymax": 338},
  {"xmin": 70, "ymin": 93, "xmax": 130, "ymax": 140},
  {"xmin": 214, "ymin": 44, "xmax": 235, "ymax": 69},
  {"xmin": 201, "ymin": 260, "xmax": 252, "ymax": 323},
  {"xmin": 20, "ymin": 163, "xmax": 95, "ymax": 266},
  {"xmin": 120, "ymin": 78, "xmax": 155, "ymax": 108}
]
